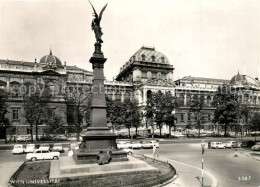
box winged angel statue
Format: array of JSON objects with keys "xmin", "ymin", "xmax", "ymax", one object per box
[{"xmin": 89, "ymin": 1, "xmax": 108, "ymax": 44}]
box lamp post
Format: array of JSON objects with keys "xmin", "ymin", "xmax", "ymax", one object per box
[{"xmin": 201, "ymin": 140, "xmax": 206, "ymax": 186}]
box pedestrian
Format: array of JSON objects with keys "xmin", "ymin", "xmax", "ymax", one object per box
[{"xmin": 152, "ymin": 144, "xmax": 158, "ymax": 159}]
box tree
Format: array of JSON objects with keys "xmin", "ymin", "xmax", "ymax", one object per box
[
  {"xmin": 63, "ymin": 86, "xmax": 90, "ymax": 141},
  {"xmin": 0, "ymin": 89, "xmax": 9, "ymax": 143},
  {"xmin": 212, "ymin": 85, "xmax": 239, "ymax": 137},
  {"xmin": 189, "ymin": 96, "xmax": 207, "ymax": 137},
  {"xmin": 162, "ymin": 92, "xmax": 178, "ymax": 137},
  {"xmin": 106, "ymin": 97, "xmax": 125, "ymax": 133},
  {"xmin": 249, "ymin": 112, "xmax": 260, "ymax": 140},
  {"xmin": 44, "ymin": 115, "xmax": 64, "ymax": 135},
  {"xmin": 23, "ymin": 85, "xmax": 51, "ymax": 142},
  {"xmin": 124, "ymin": 98, "xmax": 141, "ymax": 136},
  {"xmin": 106, "ymin": 97, "xmax": 141, "ymax": 138},
  {"xmin": 145, "ymin": 91, "xmax": 177, "ymax": 138}
]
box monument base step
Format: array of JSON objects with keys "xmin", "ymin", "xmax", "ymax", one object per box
[{"xmin": 49, "ymin": 156, "xmax": 158, "ymax": 180}]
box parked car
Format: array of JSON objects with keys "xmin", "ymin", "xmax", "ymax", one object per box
[
  {"xmin": 38, "ymin": 144, "xmax": 50, "ymax": 151},
  {"xmin": 150, "ymin": 140, "xmax": 159, "ymax": 148},
  {"xmin": 24, "ymin": 144, "xmax": 36, "ymax": 153},
  {"xmin": 211, "ymin": 142, "xmax": 226, "ymax": 149},
  {"xmin": 140, "ymin": 141, "xmax": 153, "ymax": 149},
  {"xmin": 26, "ymin": 149, "xmax": 60, "ymax": 161},
  {"xmin": 251, "ymin": 143, "xmax": 260, "ymax": 151},
  {"xmin": 172, "ymin": 133, "xmax": 185, "ymax": 138},
  {"xmin": 117, "ymin": 141, "xmax": 131, "ymax": 149},
  {"xmin": 16, "ymin": 135, "xmax": 30, "ymax": 142},
  {"xmin": 12, "ymin": 144, "xmax": 24, "ymax": 154},
  {"xmin": 226, "ymin": 141, "xmax": 241, "ymax": 148},
  {"xmin": 122, "ymin": 148, "xmax": 133, "ymax": 155},
  {"xmin": 129, "ymin": 141, "xmax": 142, "ymax": 149},
  {"xmin": 52, "ymin": 143, "xmax": 64, "ymax": 153},
  {"xmin": 54, "ymin": 135, "xmax": 68, "ymax": 141}
]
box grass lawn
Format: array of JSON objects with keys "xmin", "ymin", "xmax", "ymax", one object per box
[{"xmin": 11, "ymin": 156, "xmax": 175, "ymax": 187}]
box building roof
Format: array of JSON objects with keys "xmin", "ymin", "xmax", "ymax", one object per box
[
  {"xmin": 131, "ymin": 46, "xmax": 169, "ymax": 64},
  {"xmin": 39, "ymin": 49, "xmax": 63, "ymax": 67},
  {"xmin": 230, "ymin": 71, "xmax": 247, "ymax": 84},
  {"xmin": 0, "ymin": 59, "xmax": 35, "ymax": 67},
  {"xmin": 179, "ymin": 76, "xmax": 230, "ymax": 83}
]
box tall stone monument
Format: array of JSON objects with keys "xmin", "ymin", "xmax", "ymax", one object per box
[{"xmin": 73, "ymin": 2, "xmax": 127, "ymax": 164}]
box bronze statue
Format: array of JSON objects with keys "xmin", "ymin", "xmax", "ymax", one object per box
[{"xmin": 89, "ymin": 1, "xmax": 107, "ymax": 44}]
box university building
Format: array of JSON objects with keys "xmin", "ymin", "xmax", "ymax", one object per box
[{"xmin": 0, "ymin": 46, "xmax": 259, "ymax": 140}]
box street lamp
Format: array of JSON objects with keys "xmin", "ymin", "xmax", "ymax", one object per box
[{"xmin": 201, "ymin": 140, "xmax": 206, "ymax": 186}]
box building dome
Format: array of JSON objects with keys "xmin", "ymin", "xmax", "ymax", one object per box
[
  {"xmin": 130, "ymin": 46, "xmax": 169, "ymax": 64},
  {"xmin": 230, "ymin": 71, "xmax": 247, "ymax": 84},
  {"xmin": 39, "ymin": 50, "xmax": 63, "ymax": 67}
]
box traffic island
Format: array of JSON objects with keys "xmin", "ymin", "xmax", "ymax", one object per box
[{"xmin": 9, "ymin": 155, "xmax": 176, "ymax": 187}]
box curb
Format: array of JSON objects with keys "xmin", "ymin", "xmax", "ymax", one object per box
[
  {"xmin": 239, "ymin": 151, "xmax": 260, "ymax": 161},
  {"xmin": 154, "ymin": 174, "xmax": 178, "ymax": 187}
]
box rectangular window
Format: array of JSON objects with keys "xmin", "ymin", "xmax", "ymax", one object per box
[
  {"xmin": 208, "ymin": 114, "xmax": 211, "ymax": 121},
  {"xmin": 181, "ymin": 114, "xmax": 184, "ymax": 122},
  {"xmin": 12, "ymin": 109, "xmax": 19, "ymax": 120},
  {"xmin": 188, "ymin": 114, "xmax": 191, "ymax": 121}
]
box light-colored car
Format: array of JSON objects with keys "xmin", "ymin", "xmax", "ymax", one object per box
[
  {"xmin": 172, "ymin": 133, "xmax": 185, "ymax": 138},
  {"xmin": 52, "ymin": 143, "xmax": 64, "ymax": 153},
  {"xmin": 38, "ymin": 144, "xmax": 50, "ymax": 151},
  {"xmin": 140, "ymin": 141, "xmax": 153, "ymax": 149},
  {"xmin": 211, "ymin": 142, "xmax": 226, "ymax": 149},
  {"xmin": 251, "ymin": 143, "xmax": 260, "ymax": 151},
  {"xmin": 26, "ymin": 149, "xmax": 60, "ymax": 161},
  {"xmin": 117, "ymin": 141, "xmax": 131, "ymax": 149},
  {"xmin": 129, "ymin": 141, "xmax": 142, "ymax": 149},
  {"xmin": 16, "ymin": 135, "xmax": 30, "ymax": 142},
  {"xmin": 226, "ymin": 141, "xmax": 241, "ymax": 148},
  {"xmin": 24, "ymin": 144, "xmax": 36, "ymax": 153},
  {"xmin": 54, "ymin": 135, "xmax": 68, "ymax": 141},
  {"xmin": 12, "ymin": 144, "xmax": 24, "ymax": 154},
  {"xmin": 122, "ymin": 148, "xmax": 133, "ymax": 155},
  {"xmin": 150, "ymin": 140, "xmax": 159, "ymax": 148}
]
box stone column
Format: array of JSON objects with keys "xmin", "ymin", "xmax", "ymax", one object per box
[
  {"xmin": 184, "ymin": 94, "xmax": 187, "ymax": 106},
  {"xmin": 143, "ymin": 89, "xmax": 147, "ymax": 105},
  {"xmin": 121, "ymin": 91, "xmax": 125, "ymax": 102},
  {"xmin": 6, "ymin": 77, "xmax": 10, "ymax": 93},
  {"xmin": 138, "ymin": 90, "xmax": 142, "ymax": 104}
]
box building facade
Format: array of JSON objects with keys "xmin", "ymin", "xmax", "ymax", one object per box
[{"xmin": 0, "ymin": 47, "xmax": 260, "ymax": 140}]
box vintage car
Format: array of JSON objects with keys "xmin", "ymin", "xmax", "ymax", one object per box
[
  {"xmin": 26, "ymin": 149, "xmax": 60, "ymax": 161},
  {"xmin": 38, "ymin": 144, "xmax": 50, "ymax": 151},
  {"xmin": 225, "ymin": 141, "xmax": 241, "ymax": 148},
  {"xmin": 129, "ymin": 141, "xmax": 142, "ymax": 149},
  {"xmin": 140, "ymin": 141, "xmax": 153, "ymax": 149},
  {"xmin": 117, "ymin": 141, "xmax": 131, "ymax": 149},
  {"xmin": 251, "ymin": 143, "xmax": 260, "ymax": 151},
  {"xmin": 12, "ymin": 144, "xmax": 24, "ymax": 154},
  {"xmin": 211, "ymin": 142, "xmax": 226, "ymax": 149},
  {"xmin": 52, "ymin": 143, "xmax": 64, "ymax": 153},
  {"xmin": 24, "ymin": 144, "xmax": 36, "ymax": 153}
]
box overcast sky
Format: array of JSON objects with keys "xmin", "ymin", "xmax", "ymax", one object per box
[{"xmin": 0, "ymin": 0, "xmax": 260, "ymax": 81}]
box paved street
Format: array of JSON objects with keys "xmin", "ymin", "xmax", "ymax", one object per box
[
  {"xmin": 134, "ymin": 143, "xmax": 260, "ymax": 187},
  {"xmin": 0, "ymin": 140, "xmax": 259, "ymax": 187}
]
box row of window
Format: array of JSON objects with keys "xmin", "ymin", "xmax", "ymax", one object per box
[
  {"xmin": 131, "ymin": 55, "xmax": 165, "ymax": 63},
  {"xmin": 180, "ymin": 113, "xmax": 211, "ymax": 122}
]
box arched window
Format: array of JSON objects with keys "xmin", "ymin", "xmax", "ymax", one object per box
[
  {"xmin": 147, "ymin": 71, "xmax": 152, "ymax": 80},
  {"xmin": 161, "ymin": 57, "xmax": 165, "ymax": 63},
  {"xmin": 10, "ymin": 81, "xmax": 20, "ymax": 97},
  {"xmin": 206, "ymin": 96, "xmax": 212, "ymax": 106},
  {"xmin": 147, "ymin": 90, "xmax": 152, "ymax": 99},
  {"xmin": 186, "ymin": 95, "xmax": 191, "ymax": 106},
  {"xmin": 179, "ymin": 95, "xmax": 185, "ymax": 106},
  {"xmin": 157, "ymin": 72, "xmax": 162, "ymax": 79},
  {"xmin": 125, "ymin": 92, "xmax": 130, "ymax": 100},
  {"xmin": 151, "ymin": 56, "xmax": 155, "ymax": 62},
  {"xmin": 141, "ymin": 54, "xmax": 145, "ymax": 61},
  {"xmin": 115, "ymin": 91, "xmax": 121, "ymax": 100}
]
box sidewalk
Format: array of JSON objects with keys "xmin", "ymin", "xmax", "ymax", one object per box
[
  {"xmin": 0, "ymin": 161, "xmax": 23, "ymax": 187},
  {"xmin": 145, "ymin": 154, "xmax": 217, "ymax": 187}
]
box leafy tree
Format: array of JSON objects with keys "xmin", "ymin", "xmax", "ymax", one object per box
[
  {"xmin": 249, "ymin": 112, "xmax": 260, "ymax": 138},
  {"xmin": 63, "ymin": 86, "xmax": 90, "ymax": 141},
  {"xmin": 212, "ymin": 85, "xmax": 239, "ymax": 137},
  {"xmin": 44, "ymin": 115, "xmax": 64, "ymax": 135},
  {"xmin": 145, "ymin": 91, "xmax": 177, "ymax": 138},
  {"xmin": 189, "ymin": 96, "xmax": 207, "ymax": 137},
  {"xmin": 0, "ymin": 89, "xmax": 9, "ymax": 143},
  {"xmin": 23, "ymin": 85, "xmax": 51, "ymax": 142}
]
